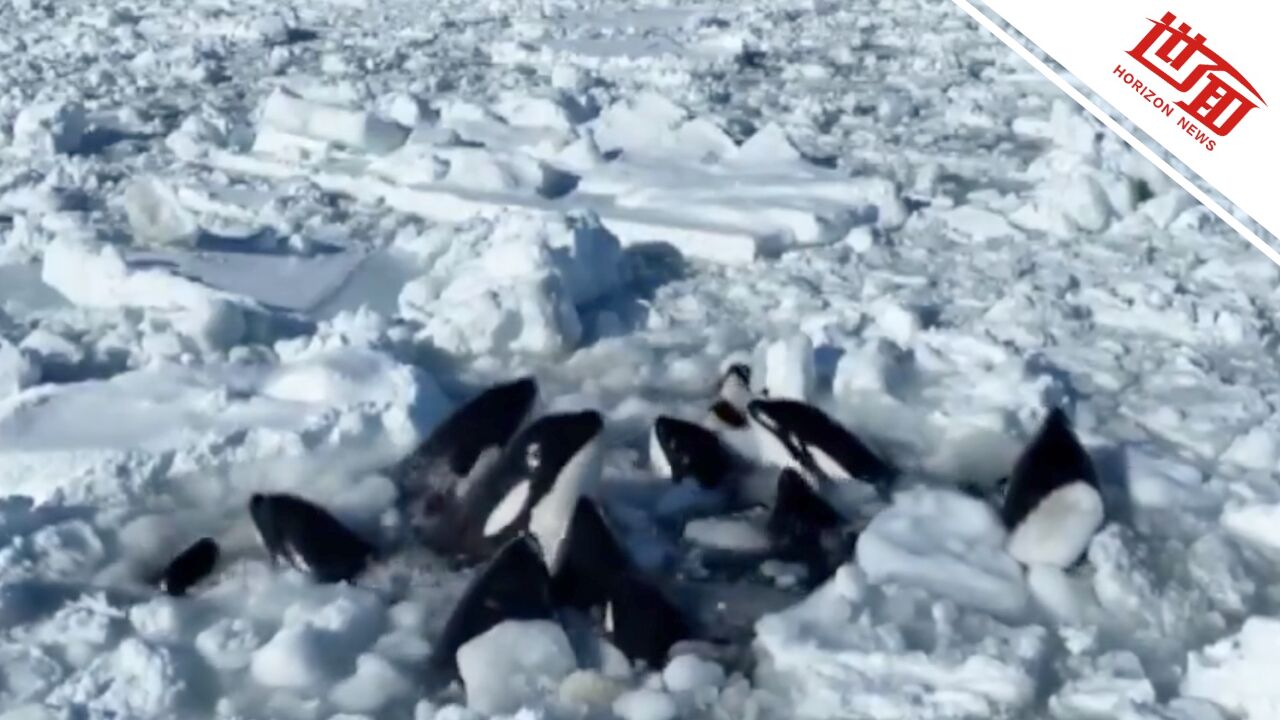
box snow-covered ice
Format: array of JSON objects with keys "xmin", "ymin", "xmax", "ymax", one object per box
[
  {"xmin": 612, "ymin": 688, "xmax": 679, "ymax": 720},
  {"xmin": 856, "ymin": 487, "xmax": 1030, "ymax": 618},
  {"xmin": 122, "ymin": 176, "xmax": 203, "ymax": 249},
  {"xmin": 662, "ymin": 653, "xmax": 725, "ymax": 694},
  {"xmin": 259, "ymin": 87, "xmax": 410, "ymax": 156},
  {"xmin": 754, "ymin": 565, "xmax": 1048, "ymax": 719},
  {"xmin": 456, "ymin": 621, "xmax": 577, "ymax": 716},
  {"xmin": 1183, "ymin": 617, "xmax": 1280, "ymax": 720}
]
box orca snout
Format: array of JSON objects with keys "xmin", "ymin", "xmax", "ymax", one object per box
[
  {"xmin": 549, "ymin": 409, "xmax": 605, "ymax": 449},
  {"xmin": 652, "ymin": 415, "xmax": 690, "ymax": 453},
  {"xmin": 653, "ymin": 416, "xmax": 717, "ymax": 474},
  {"xmin": 496, "ymin": 376, "xmax": 539, "ymax": 416}
]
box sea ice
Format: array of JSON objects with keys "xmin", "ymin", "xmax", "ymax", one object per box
[
  {"xmin": 122, "ymin": 177, "xmax": 201, "ymax": 248},
  {"xmin": 855, "ymin": 487, "xmax": 1030, "ymax": 618},
  {"xmin": 755, "ymin": 565, "xmax": 1047, "ymax": 720},
  {"xmin": 456, "ymin": 620, "xmax": 578, "ymax": 716},
  {"xmin": 11, "ymin": 101, "xmax": 86, "ymax": 155},
  {"xmin": 1183, "ymin": 616, "xmax": 1280, "ymax": 719}
]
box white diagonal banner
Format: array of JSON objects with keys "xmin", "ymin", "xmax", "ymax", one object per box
[{"xmin": 954, "ymin": 0, "xmax": 1280, "ymax": 264}]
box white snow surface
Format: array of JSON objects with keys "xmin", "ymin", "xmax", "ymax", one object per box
[
  {"xmin": 855, "ymin": 487, "xmax": 1030, "ymax": 618},
  {"xmin": 1182, "ymin": 617, "xmax": 1280, "ymax": 720},
  {"xmin": 754, "ymin": 564, "xmax": 1047, "ymax": 720},
  {"xmin": 0, "ymin": 0, "xmax": 1276, "ymax": 718},
  {"xmin": 456, "ymin": 620, "xmax": 578, "ymax": 716}
]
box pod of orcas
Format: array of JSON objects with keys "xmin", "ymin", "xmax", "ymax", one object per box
[{"xmin": 150, "ymin": 363, "xmax": 1106, "ymax": 695}]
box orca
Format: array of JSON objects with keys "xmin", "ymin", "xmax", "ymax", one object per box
[
  {"xmin": 400, "ymin": 377, "xmax": 538, "ymax": 526},
  {"xmin": 550, "ymin": 497, "xmax": 632, "ymax": 612},
  {"xmin": 248, "ymin": 493, "xmax": 375, "ymax": 584},
  {"xmin": 707, "ymin": 364, "xmax": 754, "ymax": 429},
  {"xmin": 421, "ymin": 410, "xmax": 605, "ymax": 569},
  {"xmin": 428, "ymin": 534, "xmax": 556, "ymax": 682},
  {"xmin": 704, "ymin": 364, "xmax": 766, "ymax": 462},
  {"xmin": 746, "ymin": 398, "xmax": 895, "ymax": 499},
  {"xmin": 648, "ymin": 364, "xmax": 756, "ymax": 478},
  {"xmin": 604, "ymin": 570, "xmax": 694, "ymax": 670},
  {"xmin": 544, "ymin": 498, "xmax": 695, "ymax": 668},
  {"xmin": 651, "ymin": 416, "xmax": 743, "ymax": 491},
  {"xmin": 767, "ymin": 468, "xmax": 855, "ymax": 587},
  {"xmin": 1002, "ymin": 408, "xmax": 1104, "ymax": 568},
  {"xmin": 156, "ymin": 537, "xmax": 220, "ymax": 597}
]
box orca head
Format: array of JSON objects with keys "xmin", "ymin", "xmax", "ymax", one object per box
[
  {"xmin": 746, "ymin": 398, "xmax": 819, "ymax": 441},
  {"xmin": 247, "ymin": 492, "xmax": 373, "ymax": 584},
  {"xmin": 1002, "ymin": 405, "xmax": 1100, "ymax": 532},
  {"xmin": 767, "ymin": 468, "xmax": 854, "ymax": 585},
  {"xmin": 768, "ymin": 468, "xmax": 845, "ymax": 540},
  {"xmin": 466, "ymin": 376, "xmax": 540, "ymax": 458},
  {"xmin": 431, "ymin": 533, "xmax": 555, "ymax": 678},
  {"xmin": 653, "ymin": 416, "xmax": 736, "ymax": 489},
  {"xmin": 1025, "ymin": 408, "xmax": 1091, "ymax": 475},
  {"xmin": 747, "ymin": 399, "xmax": 895, "ymax": 494},
  {"xmin": 705, "ymin": 364, "xmax": 755, "ymax": 429},
  {"xmin": 604, "ymin": 571, "xmax": 694, "ymax": 669},
  {"xmin": 507, "ymin": 410, "xmax": 605, "ymax": 488},
  {"xmin": 248, "ymin": 493, "xmax": 280, "ymax": 558},
  {"xmin": 420, "ymin": 376, "xmax": 540, "ymax": 480},
  {"xmin": 550, "ymin": 497, "xmax": 632, "ymax": 611},
  {"xmin": 248, "ymin": 492, "xmax": 269, "ymax": 520},
  {"xmin": 489, "ymin": 410, "xmax": 605, "ymax": 568},
  {"xmin": 745, "ymin": 398, "xmax": 818, "ymax": 468},
  {"xmin": 158, "ymin": 537, "xmax": 220, "ymax": 597},
  {"xmin": 718, "ymin": 363, "xmax": 753, "ymax": 404}
]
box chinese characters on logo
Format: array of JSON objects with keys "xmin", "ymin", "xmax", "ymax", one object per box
[{"xmin": 1125, "ymin": 11, "xmax": 1265, "ymax": 138}]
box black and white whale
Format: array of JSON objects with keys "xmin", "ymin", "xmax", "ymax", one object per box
[
  {"xmin": 400, "ymin": 376, "xmax": 538, "ymax": 519},
  {"xmin": 650, "ymin": 414, "xmax": 786, "ymax": 523},
  {"xmin": 428, "ymin": 534, "xmax": 556, "ymax": 683},
  {"xmin": 706, "ymin": 364, "xmax": 756, "ymax": 431},
  {"xmin": 605, "ymin": 569, "xmax": 694, "ymax": 670},
  {"xmin": 649, "ymin": 364, "xmax": 763, "ymax": 476},
  {"xmin": 1001, "ymin": 408, "xmax": 1104, "ymax": 568},
  {"xmin": 550, "ymin": 497, "xmax": 632, "ymax": 612},
  {"xmin": 651, "ymin": 415, "xmax": 747, "ymax": 491},
  {"xmin": 418, "ymin": 410, "xmax": 605, "ymax": 568},
  {"xmin": 705, "ymin": 364, "xmax": 767, "ymax": 461},
  {"xmin": 746, "ymin": 398, "xmax": 896, "ymax": 501},
  {"xmin": 155, "ymin": 537, "xmax": 220, "ymax": 597},
  {"xmin": 248, "ymin": 493, "xmax": 376, "ymax": 584},
  {"xmin": 767, "ymin": 468, "xmax": 855, "ymax": 587},
  {"xmin": 547, "ymin": 497, "xmax": 696, "ymax": 668}
]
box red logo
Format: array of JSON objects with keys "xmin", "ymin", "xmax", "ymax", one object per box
[{"xmin": 1123, "ymin": 11, "xmax": 1265, "ymax": 140}]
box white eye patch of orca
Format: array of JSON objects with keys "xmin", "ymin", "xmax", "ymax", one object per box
[
  {"xmin": 604, "ymin": 601, "xmax": 615, "ymax": 634},
  {"xmin": 529, "ymin": 435, "xmax": 603, "ymax": 569},
  {"xmin": 483, "ymin": 480, "xmax": 532, "ymax": 538},
  {"xmin": 1006, "ymin": 480, "xmax": 1104, "ymax": 568}
]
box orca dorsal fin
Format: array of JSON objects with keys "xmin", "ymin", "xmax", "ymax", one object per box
[
  {"xmin": 550, "ymin": 497, "xmax": 632, "ymax": 611},
  {"xmin": 429, "ymin": 533, "xmax": 556, "ymax": 678},
  {"xmin": 768, "ymin": 468, "xmax": 844, "ymax": 540},
  {"xmin": 1001, "ymin": 407, "xmax": 1104, "ymax": 568}
]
